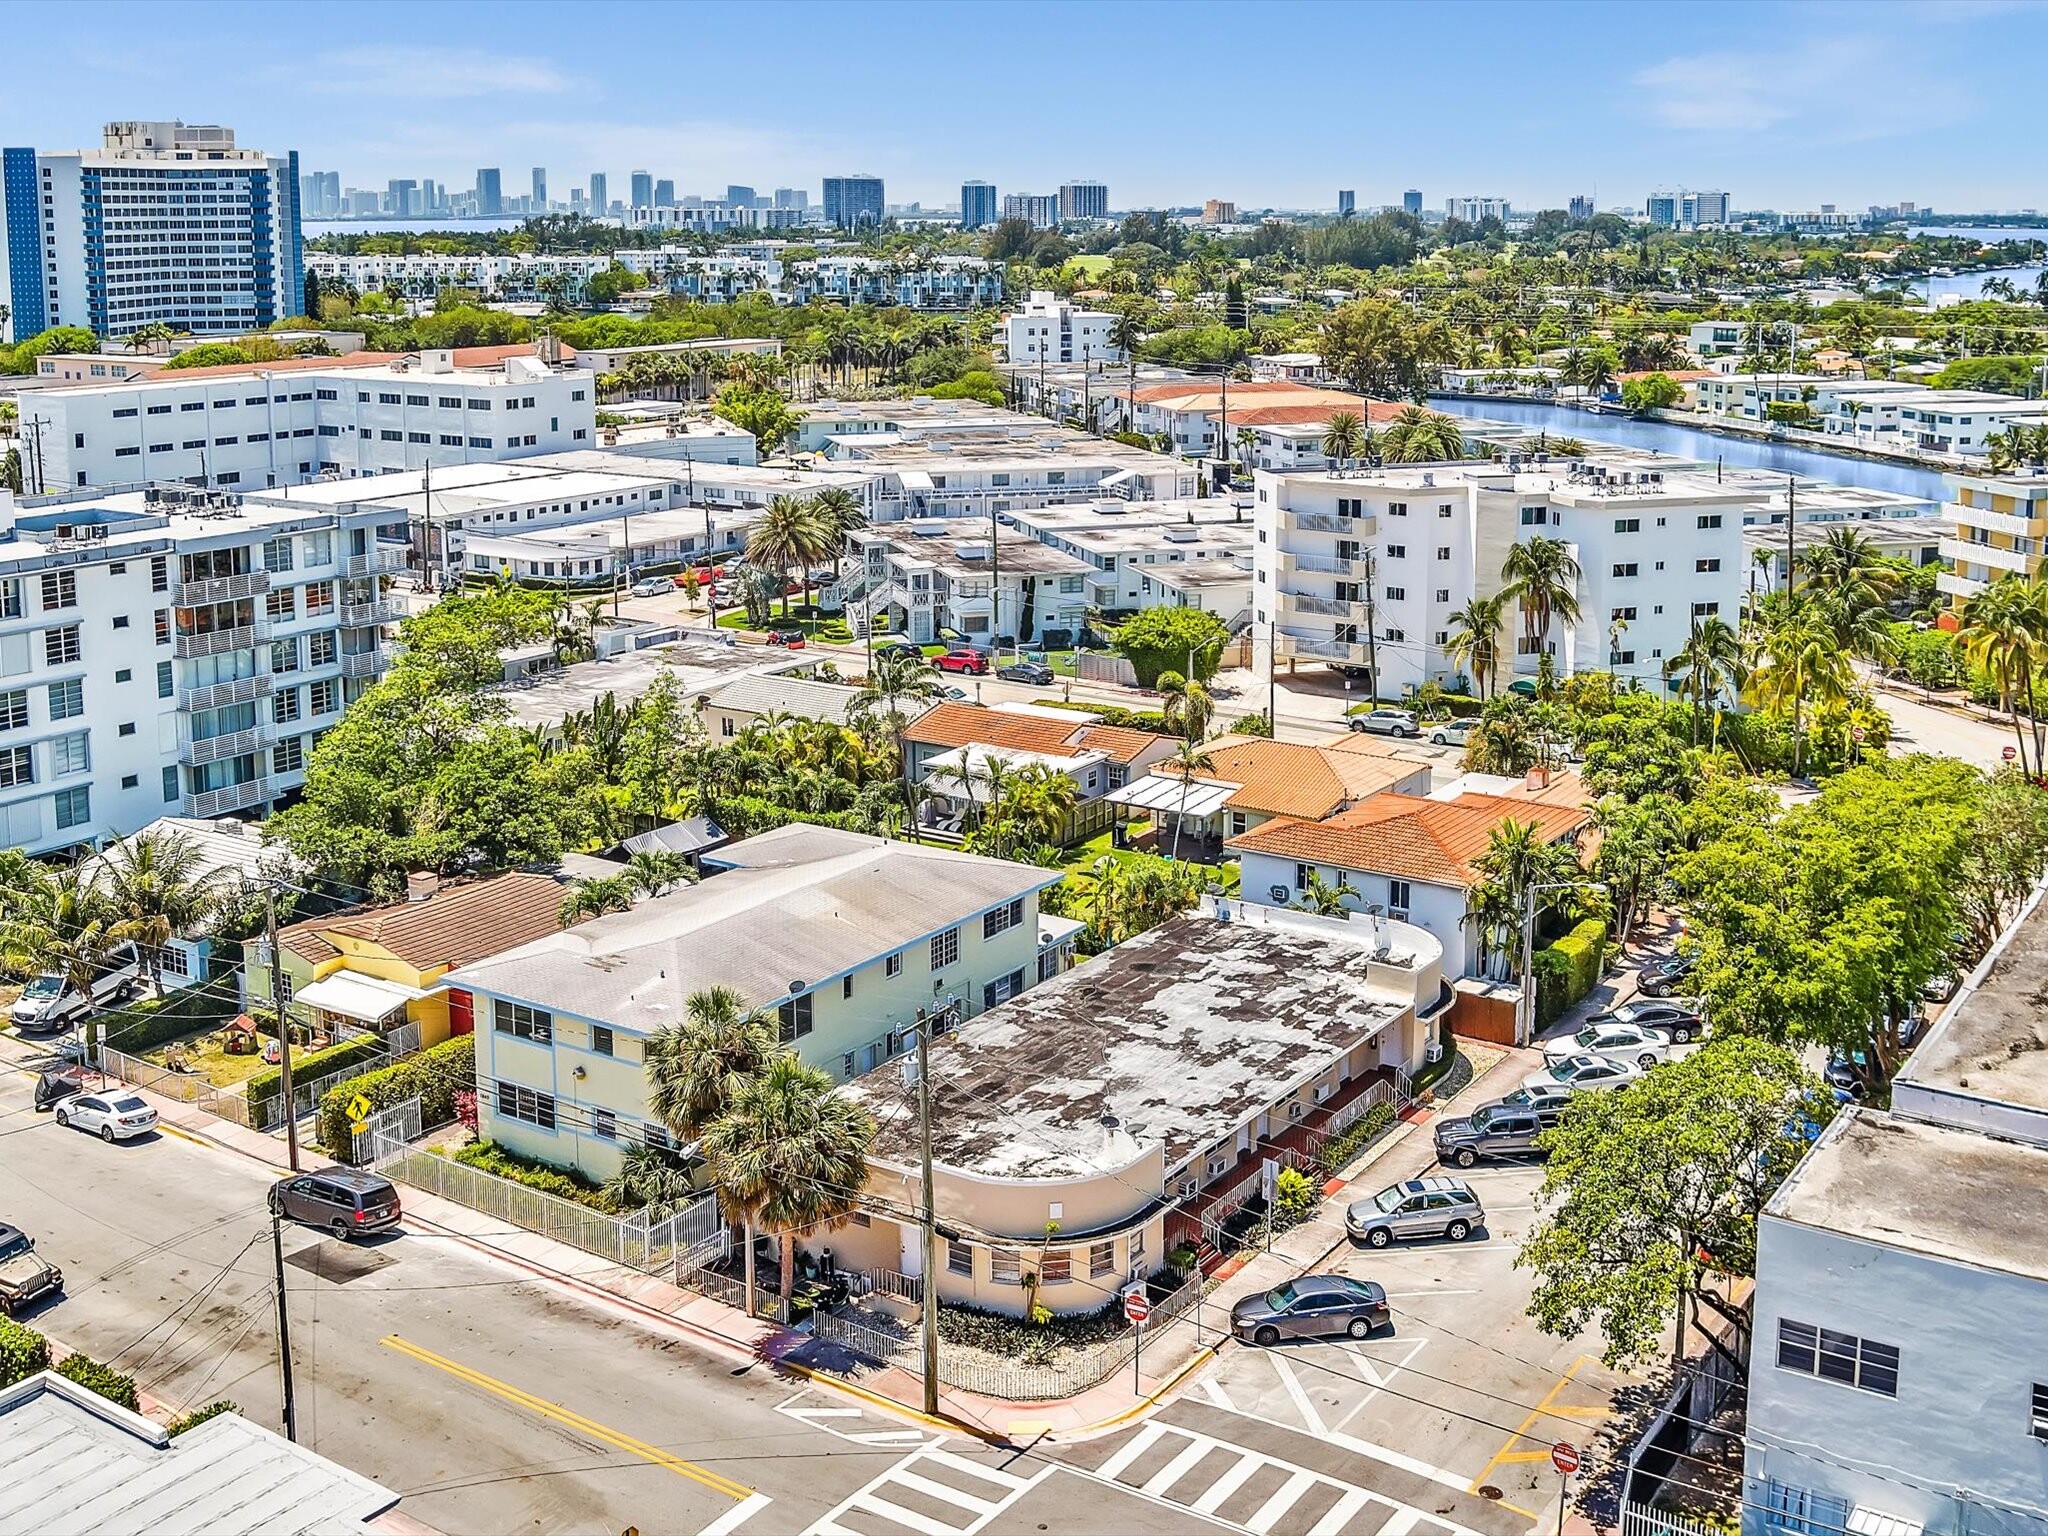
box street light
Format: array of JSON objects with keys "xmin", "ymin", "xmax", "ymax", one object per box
[{"xmin": 1516, "ymin": 879, "xmax": 1609, "ymax": 1047}]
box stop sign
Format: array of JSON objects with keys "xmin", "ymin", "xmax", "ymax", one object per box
[
  {"xmin": 1123, "ymin": 1289, "xmax": 1151, "ymax": 1325},
  {"xmin": 1551, "ymin": 1442, "xmax": 1580, "ymax": 1475}
]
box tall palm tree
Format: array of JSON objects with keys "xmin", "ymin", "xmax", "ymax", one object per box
[
  {"xmin": 1743, "ymin": 600, "xmax": 1855, "ymax": 777},
  {"xmin": 557, "ymin": 874, "xmax": 637, "ymax": 926},
  {"xmin": 1159, "ymin": 674, "xmax": 1215, "ymax": 743},
  {"xmin": 746, "ymin": 495, "xmax": 826, "ymax": 618},
  {"xmin": 0, "ymin": 863, "xmax": 119, "ymax": 1060},
  {"xmin": 854, "ymin": 648, "xmax": 939, "ymax": 838},
  {"xmin": 1444, "ymin": 595, "xmax": 1507, "ymax": 698},
  {"xmin": 624, "ymin": 848, "xmax": 696, "ymax": 898},
  {"xmin": 1378, "ymin": 406, "xmax": 1468, "ymax": 463},
  {"xmin": 1664, "ymin": 615, "xmax": 1744, "ymax": 745},
  {"xmin": 1799, "ymin": 526, "xmax": 1901, "ymax": 661},
  {"xmin": 809, "ymin": 486, "xmax": 868, "ymax": 554},
  {"xmin": 1959, "ymin": 577, "xmax": 2048, "ymax": 775},
  {"xmin": 1500, "ymin": 536, "xmax": 1584, "ymax": 674},
  {"xmin": 98, "ymin": 828, "xmax": 221, "ymax": 997},
  {"xmin": 700, "ymin": 1054, "xmax": 876, "ymax": 1310},
  {"xmin": 1165, "ymin": 739, "xmax": 1214, "ymax": 862},
  {"xmin": 1319, "ymin": 410, "xmax": 1366, "ymax": 469},
  {"xmin": 1003, "ymin": 764, "xmax": 1081, "ymax": 849}
]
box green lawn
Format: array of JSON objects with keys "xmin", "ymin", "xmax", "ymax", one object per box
[
  {"xmin": 145, "ymin": 1029, "xmax": 269, "ymax": 1089},
  {"xmin": 1060, "ymin": 827, "xmax": 1240, "ymax": 893},
  {"xmin": 712, "ymin": 610, "xmax": 856, "ymax": 644}
]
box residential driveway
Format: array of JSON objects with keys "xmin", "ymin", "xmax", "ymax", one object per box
[{"xmin": 1867, "ymin": 676, "xmax": 2019, "ymax": 772}]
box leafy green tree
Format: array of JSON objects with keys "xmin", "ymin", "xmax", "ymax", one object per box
[
  {"xmin": 1619, "ymin": 372, "xmax": 1684, "ymax": 414},
  {"xmin": 712, "ymin": 384, "xmax": 803, "ymax": 455},
  {"xmin": 1664, "ymin": 616, "xmax": 1744, "ymax": 746},
  {"xmin": 1317, "ymin": 297, "xmax": 1454, "ymax": 400},
  {"xmin": 158, "ymin": 342, "xmax": 256, "ymax": 371},
  {"xmin": 99, "ymin": 828, "xmax": 223, "ymax": 996},
  {"xmin": 1111, "ymin": 607, "xmax": 1229, "ymax": 688},
  {"xmin": 1576, "ymin": 693, "xmax": 1695, "ymax": 802},
  {"xmin": 1518, "ymin": 1038, "xmax": 1833, "ymax": 1369},
  {"xmin": 1955, "ymin": 769, "xmax": 2048, "ymax": 963}
]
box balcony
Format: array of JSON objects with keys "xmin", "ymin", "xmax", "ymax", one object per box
[
  {"xmin": 175, "ymin": 570, "xmax": 270, "ymax": 605},
  {"xmin": 339, "ymin": 598, "xmax": 403, "ymax": 626},
  {"xmin": 1280, "ymin": 551, "xmax": 1364, "ymax": 577},
  {"xmin": 339, "ymin": 646, "xmax": 394, "ymax": 679},
  {"xmin": 182, "ymin": 725, "xmax": 274, "ymax": 766},
  {"xmin": 1939, "ymin": 536, "xmax": 2034, "ymax": 577},
  {"xmin": 179, "ymin": 673, "xmax": 273, "ymax": 713},
  {"xmin": 185, "ymin": 777, "xmax": 272, "ymax": 819},
  {"xmin": 173, "ymin": 621, "xmax": 270, "ymax": 659},
  {"xmin": 343, "ymin": 546, "xmax": 407, "ymax": 577},
  {"xmin": 1279, "ymin": 590, "xmax": 1369, "ymax": 620},
  {"xmin": 1278, "ymin": 632, "xmax": 1370, "ymax": 665},
  {"xmin": 1950, "ymin": 505, "xmax": 2044, "ymax": 541},
  {"xmin": 1937, "ymin": 570, "xmax": 1989, "ymax": 601},
  {"xmin": 1279, "ymin": 508, "xmax": 1375, "ymax": 537}
]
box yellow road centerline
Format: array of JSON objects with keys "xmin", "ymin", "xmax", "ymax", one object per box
[{"xmin": 380, "ymin": 1334, "xmax": 752, "ymax": 1500}]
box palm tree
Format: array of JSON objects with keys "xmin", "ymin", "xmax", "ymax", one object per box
[
  {"xmin": 1743, "ymin": 600, "xmax": 1855, "ymax": 777},
  {"xmin": 1959, "ymin": 577, "xmax": 2048, "ymax": 775},
  {"xmin": 0, "ymin": 863, "xmax": 119, "ymax": 1061},
  {"xmin": 1319, "ymin": 410, "xmax": 1366, "ymax": 469},
  {"xmin": 1500, "ymin": 536, "xmax": 1584, "ymax": 674},
  {"xmin": 700, "ymin": 1054, "xmax": 876, "ymax": 1310},
  {"xmin": 600, "ymin": 1141, "xmax": 701, "ymax": 1219},
  {"xmin": 1164, "ymin": 739, "xmax": 1214, "ymax": 862},
  {"xmin": 1444, "ymin": 595, "xmax": 1507, "ymax": 698},
  {"xmin": 809, "ymin": 486, "xmax": 868, "ymax": 553},
  {"xmin": 1235, "ymin": 425, "xmax": 1260, "ymax": 472},
  {"xmin": 1003, "ymin": 764, "xmax": 1081, "ymax": 849},
  {"xmin": 746, "ymin": 495, "xmax": 827, "ymax": 618},
  {"xmin": 625, "ymin": 848, "xmax": 696, "ymax": 898},
  {"xmin": 855, "ymin": 648, "xmax": 939, "ymax": 837},
  {"xmin": 557, "ymin": 874, "xmax": 637, "ymax": 925},
  {"xmin": 1664, "ymin": 615, "xmax": 1743, "ymax": 745},
  {"xmin": 1292, "ymin": 869, "xmax": 1357, "ymax": 918},
  {"xmin": 1799, "ymin": 526, "xmax": 1900, "ymax": 659},
  {"xmin": 1159, "ymin": 674, "xmax": 1215, "ymax": 743},
  {"xmin": 98, "ymin": 828, "xmax": 221, "ymax": 997},
  {"xmin": 1378, "ymin": 406, "xmax": 1469, "ymax": 463}
]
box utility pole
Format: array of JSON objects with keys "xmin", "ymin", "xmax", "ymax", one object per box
[
  {"xmin": 1082, "ymin": 344, "xmax": 1091, "ymax": 436},
  {"xmin": 266, "ymin": 887, "xmax": 301, "ymax": 1172},
  {"xmin": 1266, "ymin": 615, "xmax": 1278, "ymax": 733},
  {"xmin": 271, "ymin": 1212, "xmax": 298, "ymax": 1442},
  {"xmin": 615, "ymin": 496, "xmax": 632, "ymax": 617},
  {"xmin": 915, "ymin": 1006, "xmax": 941, "ymax": 1417},
  {"xmin": 1785, "ymin": 476, "xmax": 1797, "ymax": 602},
  {"xmin": 25, "ymin": 415, "xmax": 46, "ymax": 496},
  {"xmin": 988, "ymin": 494, "xmax": 1001, "ymax": 656},
  {"xmin": 1362, "ymin": 550, "xmax": 1379, "ymax": 705}
]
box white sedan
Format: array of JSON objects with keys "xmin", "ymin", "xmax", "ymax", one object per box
[
  {"xmin": 1542, "ymin": 1021, "xmax": 1673, "ymax": 1070},
  {"xmin": 1521, "ymin": 1054, "xmax": 1644, "ymax": 1097},
  {"xmin": 54, "ymin": 1092, "xmax": 159, "ymax": 1142}
]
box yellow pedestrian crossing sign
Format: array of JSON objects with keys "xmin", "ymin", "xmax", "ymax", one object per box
[{"xmin": 346, "ymin": 1094, "xmax": 372, "ymax": 1122}]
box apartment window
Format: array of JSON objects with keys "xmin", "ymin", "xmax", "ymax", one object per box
[
  {"xmin": 0, "ymin": 578, "xmax": 18, "ymax": 619},
  {"xmin": 46, "ymin": 731, "xmax": 88, "ymax": 777},
  {"xmin": 591, "ymin": 1108, "xmax": 618, "ymax": 1141},
  {"xmin": 39, "ymin": 780, "xmax": 92, "ymax": 831},
  {"xmin": 1692, "ymin": 601, "xmax": 1720, "ymax": 617},
  {"xmin": 947, "ymin": 1239, "xmax": 974, "ymax": 1277},
  {"xmin": 982, "ymin": 897, "xmax": 1025, "ymax": 939},
  {"xmin": 1389, "ymin": 878, "xmax": 1412, "ymax": 916},
  {"xmin": 1385, "ymin": 544, "xmax": 1406, "ymax": 559},
  {"xmin": 468, "ymin": 437, "xmax": 493, "ymax": 449},
  {"xmin": 840, "ymin": 973, "xmax": 854, "ymax": 1001},
  {"xmin": 1612, "ymin": 563, "xmax": 1639, "ymax": 579},
  {"xmin": 0, "ymin": 691, "xmax": 25, "ymax": 732},
  {"xmin": 494, "ymin": 1082, "xmax": 557, "ymax": 1130},
  {"xmin": 147, "ymin": 404, "xmax": 171, "ymax": 416},
  {"xmin": 1520, "ymin": 506, "xmax": 1547, "ymax": 526},
  {"xmin": 1295, "ymin": 862, "xmax": 1315, "ymax": 890},
  {"xmin": 2032, "ymin": 1383, "xmax": 2048, "ymax": 1441},
  {"xmin": 271, "ymin": 637, "xmax": 301, "ymax": 675},
  {"xmin": 990, "ymin": 1248, "xmax": 1021, "ymax": 1283},
  {"xmin": 310, "ymin": 678, "xmax": 339, "ymax": 715},
  {"xmin": 1089, "ymin": 1241, "xmax": 1115, "ymax": 1278},
  {"xmin": 1435, "ymin": 546, "xmax": 1451, "ymax": 560},
  {"xmin": 1386, "ymin": 501, "xmax": 1407, "ymax": 517},
  {"xmin": 266, "ymin": 587, "xmax": 296, "ymax": 621},
  {"xmin": 1611, "ymin": 606, "xmax": 1638, "ymax": 622},
  {"xmin": 1039, "ymin": 1249, "xmax": 1072, "ymax": 1285},
  {"xmin": 151, "ymin": 556, "xmax": 169, "ymax": 592},
  {"xmin": 1776, "ymin": 1318, "xmax": 1899, "ymax": 1397},
  {"xmin": 982, "ymin": 969, "xmax": 1026, "ymax": 1009},
  {"xmin": 1384, "ymin": 586, "xmax": 1405, "ymax": 602},
  {"xmin": 39, "ymin": 571, "xmax": 77, "ymax": 610},
  {"xmin": 47, "ymin": 678, "xmax": 83, "ymax": 721},
  {"xmin": 1613, "ymin": 517, "xmax": 1640, "ymax": 534},
  {"xmin": 930, "ymin": 927, "xmax": 959, "ymax": 970},
  {"xmin": 1697, "ymin": 514, "xmax": 1723, "ymax": 529},
  {"xmin": 263, "ymin": 536, "xmax": 294, "ymax": 573},
  {"xmin": 156, "ymin": 661, "xmax": 173, "ymax": 698},
  {"xmin": 1763, "ymin": 1482, "xmax": 1851, "ymax": 1536},
  {"xmin": 0, "ymin": 745, "xmax": 32, "ymax": 788},
  {"xmin": 885, "ymin": 951, "xmax": 902, "ymax": 979},
  {"xmin": 44, "ymin": 625, "xmax": 81, "ymax": 666},
  {"xmin": 273, "ymin": 688, "xmax": 301, "ymax": 724},
  {"xmin": 1696, "ymin": 558, "xmax": 1721, "ymax": 573},
  {"xmin": 777, "ymin": 993, "xmax": 813, "ymax": 1042},
  {"xmin": 493, "ymin": 997, "xmax": 554, "ymax": 1043},
  {"xmin": 308, "ymin": 631, "xmax": 337, "ymax": 668}
]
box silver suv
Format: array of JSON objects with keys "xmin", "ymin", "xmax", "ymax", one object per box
[
  {"xmin": 1346, "ymin": 1177, "xmax": 1485, "ymax": 1247},
  {"xmin": 1350, "ymin": 708, "xmax": 1419, "ymax": 738}
]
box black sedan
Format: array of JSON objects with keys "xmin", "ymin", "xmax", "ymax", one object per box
[
  {"xmin": 998, "ymin": 660, "xmax": 1055, "ymax": 685},
  {"xmin": 1637, "ymin": 955, "xmax": 1695, "ymax": 997},
  {"xmin": 1230, "ymin": 1274, "xmax": 1389, "ymax": 1346}
]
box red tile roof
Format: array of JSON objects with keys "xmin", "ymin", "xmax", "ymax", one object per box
[
  {"xmin": 1225, "ymin": 790, "xmax": 1590, "ymax": 889},
  {"xmin": 279, "ymin": 871, "xmax": 566, "ymax": 971},
  {"xmin": 133, "ymin": 353, "xmax": 401, "ymax": 383},
  {"xmin": 1227, "ymin": 400, "xmax": 1406, "ymax": 429},
  {"xmin": 1164, "ymin": 735, "xmax": 1423, "ymax": 819},
  {"xmin": 905, "ymin": 702, "xmax": 1168, "ymax": 765}
]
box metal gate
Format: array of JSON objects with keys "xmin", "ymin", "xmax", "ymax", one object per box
[{"xmin": 351, "ymin": 1095, "xmax": 423, "ymax": 1165}]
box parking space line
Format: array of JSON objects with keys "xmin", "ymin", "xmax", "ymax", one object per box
[
  {"xmin": 1466, "ymin": 1353, "xmax": 1603, "ymax": 1512},
  {"xmin": 1269, "ymin": 1351, "xmax": 1328, "ymax": 1437}
]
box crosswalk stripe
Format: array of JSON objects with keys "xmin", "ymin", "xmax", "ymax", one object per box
[
  {"xmin": 848, "ymin": 1493, "xmax": 975, "ymax": 1536},
  {"xmin": 1246, "ymin": 1468, "xmax": 1318, "ymax": 1535},
  {"xmin": 1189, "ymin": 1452, "xmax": 1266, "ymax": 1515},
  {"xmin": 1093, "ymin": 1421, "xmax": 1169, "ymax": 1483},
  {"xmin": 889, "ymin": 1469, "xmax": 1003, "ymax": 1516},
  {"xmin": 1378, "ymin": 1508, "xmax": 1423, "ymax": 1536},
  {"xmin": 1310, "ymin": 1487, "xmax": 1373, "ymax": 1536},
  {"xmin": 1143, "ymin": 1436, "xmax": 1217, "ymax": 1497},
  {"xmin": 923, "ymin": 1448, "xmax": 1040, "ymax": 1493}
]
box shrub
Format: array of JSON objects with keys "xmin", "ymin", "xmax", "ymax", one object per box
[
  {"xmin": 1535, "ymin": 918, "xmax": 1607, "ymax": 1027},
  {"xmin": 166, "ymin": 1399, "xmax": 238, "ymax": 1435},
  {"xmin": 452, "ymin": 1141, "xmax": 614, "ymax": 1210},
  {"xmin": 936, "ymin": 1295, "xmax": 1127, "ymax": 1364},
  {"xmin": 246, "ymin": 1032, "xmax": 390, "ymax": 1115},
  {"xmin": 54, "ymin": 1352, "xmax": 138, "ymax": 1411},
  {"xmin": 1110, "ymin": 608, "xmax": 1230, "ymax": 688},
  {"xmin": 315, "ymin": 1034, "xmax": 473, "ymax": 1154},
  {"xmin": 1042, "ymin": 700, "xmax": 1171, "ymax": 733},
  {"xmin": 0, "ymin": 1318, "xmax": 49, "ymax": 1388},
  {"xmin": 1320, "ymin": 1100, "xmax": 1397, "ymax": 1171},
  {"xmin": 1272, "ymin": 1166, "xmax": 1318, "ymax": 1229},
  {"xmin": 1228, "ymin": 712, "xmax": 1274, "ymax": 738},
  {"xmin": 97, "ymin": 970, "xmax": 241, "ymax": 1054}
]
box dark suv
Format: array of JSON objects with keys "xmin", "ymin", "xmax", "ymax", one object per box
[
  {"xmin": 269, "ymin": 1169, "xmax": 402, "ymax": 1240},
  {"xmin": 1434, "ymin": 1097, "xmax": 1562, "ymax": 1168}
]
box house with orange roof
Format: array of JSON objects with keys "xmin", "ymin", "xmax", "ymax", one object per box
[
  {"xmin": 904, "ymin": 701, "xmax": 1177, "ymax": 841},
  {"xmin": 1125, "ymin": 380, "xmax": 1382, "ymax": 460},
  {"xmin": 1106, "ymin": 733, "xmax": 1430, "ymax": 861},
  {"xmin": 1227, "ymin": 774, "xmax": 1593, "ymax": 980}
]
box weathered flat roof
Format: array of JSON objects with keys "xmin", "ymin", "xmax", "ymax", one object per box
[
  {"xmin": 1896, "ymin": 882, "xmax": 2048, "ymax": 1116},
  {"xmin": 1767, "ymin": 1108, "xmax": 2048, "ymax": 1283},
  {"xmin": 492, "ymin": 637, "xmax": 770, "ymax": 728},
  {"xmin": 847, "ymin": 913, "xmax": 1411, "ymax": 1181}
]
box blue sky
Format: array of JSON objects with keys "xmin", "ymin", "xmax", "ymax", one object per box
[{"xmin": 24, "ymin": 0, "xmax": 2048, "ymax": 214}]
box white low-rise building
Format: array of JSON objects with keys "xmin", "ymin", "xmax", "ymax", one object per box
[
  {"xmin": 845, "ymin": 519, "xmax": 1094, "ymax": 646},
  {"xmin": 0, "ymin": 484, "xmax": 398, "ymax": 853},
  {"xmin": 1000, "ymin": 290, "xmax": 1124, "ymax": 367}
]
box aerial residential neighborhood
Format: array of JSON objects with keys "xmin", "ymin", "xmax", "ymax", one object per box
[{"xmin": 3, "ymin": 6, "xmax": 2048, "ymax": 1535}]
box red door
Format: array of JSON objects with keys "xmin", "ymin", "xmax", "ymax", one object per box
[{"xmin": 448, "ymin": 988, "xmax": 474, "ymax": 1036}]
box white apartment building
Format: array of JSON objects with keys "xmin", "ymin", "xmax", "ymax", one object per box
[
  {"xmin": 1253, "ymin": 461, "xmax": 1754, "ymax": 695},
  {"xmin": 0, "ymin": 121, "xmax": 302, "ymax": 343},
  {"xmin": 306, "ymin": 251, "xmax": 611, "ymax": 306},
  {"xmin": 0, "ymin": 485, "xmax": 399, "ymax": 855},
  {"xmin": 1744, "ymin": 880, "xmax": 2048, "ymax": 1536},
  {"xmin": 844, "ymin": 520, "xmax": 1094, "ymax": 646},
  {"xmin": 1696, "ymin": 375, "xmax": 2048, "ymax": 459},
  {"xmin": 1000, "ymin": 498, "xmax": 1255, "ymax": 616},
  {"xmin": 19, "ymin": 350, "xmax": 595, "ymax": 496},
  {"xmin": 1894, "ymin": 392, "xmax": 2048, "ymax": 459},
  {"xmin": 1000, "ymin": 290, "xmax": 1124, "ymax": 367}
]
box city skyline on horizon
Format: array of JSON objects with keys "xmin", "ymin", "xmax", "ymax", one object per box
[{"xmin": 14, "ymin": 0, "xmax": 2046, "ymax": 217}]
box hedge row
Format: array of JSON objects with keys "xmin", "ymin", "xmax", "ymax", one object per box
[
  {"xmin": 452, "ymin": 1140, "xmax": 615, "ymax": 1210},
  {"xmin": 166, "ymin": 1399, "xmax": 239, "ymax": 1436},
  {"xmin": 54, "ymin": 1352, "xmax": 139, "ymax": 1411},
  {"xmin": 0, "ymin": 1317, "xmax": 139, "ymax": 1413},
  {"xmin": 1535, "ymin": 919, "xmax": 1608, "ymax": 1028},
  {"xmin": 1042, "ymin": 700, "xmax": 1171, "ymax": 733},
  {"xmin": 246, "ymin": 1033, "xmax": 390, "ymax": 1114},
  {"xmin": 98, "ymin": 972, "xmax": 241, "ymax": 1055},
  {"xmin": 315, "ymin": 1034, "xmax": 473, "ymax": 1154}
]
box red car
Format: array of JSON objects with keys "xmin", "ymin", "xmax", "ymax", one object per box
[{"xmin": 933, "ymin": 649, "xmax": 990, "ymax": 675}]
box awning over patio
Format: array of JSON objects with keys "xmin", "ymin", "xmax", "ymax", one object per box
[
  {"xmin": 1106, "ymin": 775, "xmax": 1238, "ymax": 820},
  {"xmin": 294, "ymin": 971, "xmax": 425, "ymax": 1023}
]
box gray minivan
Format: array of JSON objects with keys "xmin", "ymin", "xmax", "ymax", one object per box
[{"xmin": 269, "ymin": 1169, "xmax": 401, "ymax": 1240}]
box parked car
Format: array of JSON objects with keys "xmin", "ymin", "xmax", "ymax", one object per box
[
  {"xmin": 1428, "ymin": 718, "xmax": 1476, "ymax": 748},
  {"xmin": 1636, "ymin": 955, "xmax": 1695, "ymax": 997},
  {"xmin": 0, "ymin": 1223, "xmax": 61, "ymax": 1315},
  {"xmin": 1494, "ymin": 1081, "xmax": 1575, "ymax": 1119},
  {"xmin": 1590, "ymin": 998, "xmax": 1706, "ymax": 1044},
  {"xmin": 939, "ymin": 686, "xmax": 968, "ymax": 700},
  {"xmin": 1434, "ymin": 1099, "xmax": 1563, "ymax": 1167},
  {"xmin": 1921, "ymin": 971, "xmax": 1958, "ymax": 1004},
  {"xmin": 628, "ymin": 577, "xmax": 671, "ymax": 598},
  {"xmin": 1346, "ymin": 1177, "xmax": 1485, "ymax": 1247},
  {"xmin": 269, "ymin": 1169, "xmax": 403, "ymax": 1241},
  {"xmin": 1506, "ymin": 679, "xmax": 1539, "ymax": 699},
  {"xmin": 764, "ymin": 628, "xmax": 806, "ymax": 648},
  {"xmin": 872, "ymin": 640, "xmax": 924, "ymax": 663},
  {"xmin": 53, "ymin": 1092, "xmax": 158, "ymax": 1142},
  {"xmin": 933, "ymin": 649, "xmax": 990, "ymax": 675},
  {"xmin": 1349, "ymin": 707, "xmax": 1419, "ymax": 738},
  {"xmin": 998, "ymin": 660, "xmax": 1055, "ymax": 685},
  {"xmin": 1542, "ymin": 1021, "xmax": 1673, "ymax": 1070},
  {"xmin": 9, "ymin": 945, "xmax": 140, "ymax": 1032},
  {"xmin": 1231, "ymin": 1275, "xmax": 1390, "ymax": 1345},
  {"xmin": 1521, "ymin": 1054, "xmax": 1644, "ymax": 1097}
]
